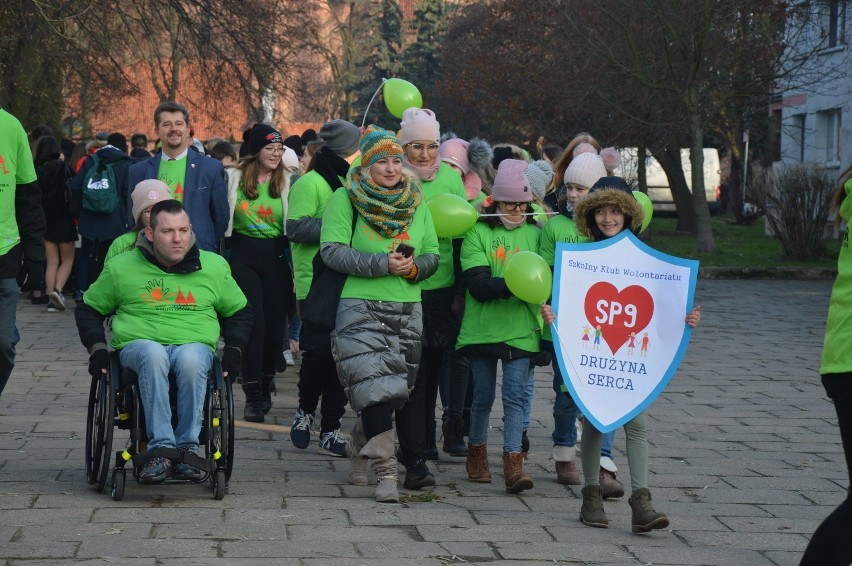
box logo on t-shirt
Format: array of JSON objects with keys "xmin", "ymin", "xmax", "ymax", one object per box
[
  {"xmin": 0, "ymin": 153, "xmax": 9, "ymax": 175},
  {"xmin": 140, "ymin": 278, "xmax": 197, "ymax": 310},
  {"xmin": 491, "ymin": 236, "xmax": 520, "ymax": 265}
]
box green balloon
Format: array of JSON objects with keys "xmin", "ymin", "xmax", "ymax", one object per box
[
  {"xmin": 632, "ymin": 190, "xmax": 654, "ymax": 232},
  {"xmin": 427, "ymin": 193, "xmax": 478, "ymax": 237},
  {"xmin": 504, "ymin": 251, "xmax": 553, "ymax": 304},
  {"xmin": 383, "ymin": 78, "xmax": 423, "ymax": 119}
]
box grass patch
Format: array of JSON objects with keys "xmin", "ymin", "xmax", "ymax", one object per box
[
  {"xmin": 644, "ymin": 215, "xmax": 841, "ymax": 268},
  {"xmin": 400, "ymin": 491, "xmax": 441, "ymax": 503}
]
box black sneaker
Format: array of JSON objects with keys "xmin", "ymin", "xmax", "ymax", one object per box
[
  {"xmin": 403, "ymin": 460, "xmax": 435, "ymax": 490},
  {"xmin": 173, "ymin": 448, "xmax": 204, "ymax": 481},
  {"xmin": 139, "ymin": 457, "xmax": 174, "ymax": 483}
]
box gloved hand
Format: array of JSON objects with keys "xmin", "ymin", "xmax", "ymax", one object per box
[
  {"xmin": 221, "ymin": 347, "xmax": 242, "ymax": 384},
  {"xmin": 88, "ymin": 349, "xmax": 111, "ymax": 377}
]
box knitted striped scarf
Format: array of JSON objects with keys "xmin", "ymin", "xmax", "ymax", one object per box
[{"xmin": 346, "ymin": 168, "xmax": 422, "ymax": 238}]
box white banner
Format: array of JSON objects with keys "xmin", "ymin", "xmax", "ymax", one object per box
[{"xmin": 551, "ymin": 231, "xmax": 699, "ymax": 433}]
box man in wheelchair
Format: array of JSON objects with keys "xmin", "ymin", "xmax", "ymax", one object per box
[{"xmin": 75, "ymin": 199, "xmax": 252, "ymax": 483}]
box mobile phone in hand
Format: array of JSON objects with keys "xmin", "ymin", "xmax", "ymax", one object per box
[{"xmin": 395, "ymin": 243, "xmax": 415, "ymax": 258}]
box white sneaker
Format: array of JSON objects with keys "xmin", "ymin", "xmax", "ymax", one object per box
[
  {"xmin": 49, "ymin": 290, "xmax": 66, "ymax": 311},
  {"xmin": 283, "ymin": 350, "xmax": 294, "ymax": 365}
]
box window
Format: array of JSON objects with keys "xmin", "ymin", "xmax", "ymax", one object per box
[
  {"xmin": 816, "ymin": 109, "xmax": 842, "ymax": 165},
  {"xmin": 821, "ymin": 0, "xmax": 847, "ymax": 48},
  {"xmin": 788, "ymin": 114, "xmax": 806, "ymax": 162}
]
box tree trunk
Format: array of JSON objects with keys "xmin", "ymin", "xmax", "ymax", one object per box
[
  {"xmin": 637, "ymin": 143, "xmax": 647, "ymax": 193},
  {"xmin": 655, "ymin": 146, "xmax": 695, "ymax": 233},
  {"xmin": 689, "ymin": 116, "xmax": 715, "ymax": 252}
]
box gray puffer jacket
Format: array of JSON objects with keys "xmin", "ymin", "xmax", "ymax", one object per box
[{"xmin": 331, "ymin": 298, "xmax": 423, "ymax": 411}]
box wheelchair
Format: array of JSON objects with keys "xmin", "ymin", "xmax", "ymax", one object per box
[{"xmin": 85, "ymin": 351, "xmax": 234, "ymax": 501}]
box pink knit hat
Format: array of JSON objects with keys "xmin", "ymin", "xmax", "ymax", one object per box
[
  {"xmin": 492, "ymin": 159, "xmax": 532, "ymax": 202},
  {"xmin": 398, "ymin": 108, "xmax": 441, "ymax": 146},
  {"xmin": 564, "ymin": 152, "xmax": 607, "ymax": 189},
  {"xmin": 440, "ymin": 138, "xmax": 482, "ymax": 199},
  {"xmin": 131, "ymin": 179, "xmax": 172, "ymax": 223}
]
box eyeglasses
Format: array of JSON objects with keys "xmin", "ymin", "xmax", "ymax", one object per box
[
  {"xmin": 499, "ymin": 202, "xmax": 529, "ymax": 210},
  {"xmin": 405, "ymin": 143, "xmax": 439, "ymax": 154},
  {"xmin": 262, "ymin": 146, "xmax": 284, "ymax": 155}
]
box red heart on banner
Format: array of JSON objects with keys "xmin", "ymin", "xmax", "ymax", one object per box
[{"xmin": 583, "ymin": 282, "xmax": 654, "ymax": 355}]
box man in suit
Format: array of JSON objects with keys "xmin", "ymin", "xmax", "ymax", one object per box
[{"xmin": 128, "ymin": 101, "xmax": 229, "ymax": 253}]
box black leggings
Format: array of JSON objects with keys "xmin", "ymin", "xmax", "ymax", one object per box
[
  {"xmin": 800, "ymin": 373, "xmax": 852, "ymax": 566},
  {"xmin": 229, "ymin": 233, "xmax": 291, "ymax": 384}
]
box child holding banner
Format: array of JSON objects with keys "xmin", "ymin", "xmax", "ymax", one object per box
[
  {"xmin": 457, "ymin": 159, "xmax": 542, "ymax": 494},
  {"xmin": 539, "ymin": 158, "xmax": 625, "ymax": 497},
  {"xmin": 544, "ymin": 179, "xmax": 700, "ymax": 532}
]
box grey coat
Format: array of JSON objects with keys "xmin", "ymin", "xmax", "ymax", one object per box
[{"xmin": 331, "ymin": 298, "xmax": 423, "ymax": 411}]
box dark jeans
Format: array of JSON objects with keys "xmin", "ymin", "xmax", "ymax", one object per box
[
  {"xmin": 447, "ymin": 351, "xmax": 473, "ymax": 421},
  {"xmin": 80, "ymin": 237, "xmax": 113, "ymax": 290},
  {"xmin": 296, "ymin": 312, "xmax": 347, "ymax": 433},
  {"xmin": 229, "ymin": 234, "xmax": 290, "ymax": 384},
  {"xmin": 396, "ymin": 346, "xmax": 445, "ymax": 463},
  {"xmin": 800, "ymin": 373, "xmax": 852, "ymax": 566},
  {"xmin": 0, "ymin": 278, "xmax": 20, "ymax": 396}
]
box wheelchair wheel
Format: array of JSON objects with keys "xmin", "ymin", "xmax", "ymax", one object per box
[
  {"xmin": 212, "ymin": 469, "xmax": 226, "ymax": 500},
  {"xmin": 85, "ymin": 372, "xmax": 114, "ymax": 492},
  {"xmin": 111, "ymin": 468, "xmax": 126, "ymax": 501},
  {"xmin": 224, "ymin": 377, "xmax": 235, "ymax": 482}
]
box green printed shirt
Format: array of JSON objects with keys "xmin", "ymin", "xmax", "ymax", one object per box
[
  {"xmin": 421, "ymin": 163, "xmax": 467, "ymax": 291},
  {"xmin": 321, "ymin": 187, "xmax": 439, "ymax": 303},
  {"xmin": 104, "ymin": 231, "xmax": 139, "ymax": 263},
  {"xmin": 84, "ymin": 248, "xmax": 247, "ymax": 351},
  {"xmin": 157, "ymin": 155, "xmax": 188, "ymax": 202},
  {"xmin": 288, "ymin": 170, "xmax": 344, "ymax": 300},
  {"xmin": 0, "ymin": 109, "xmax": 38, "ymax": 256},
  {"xmin": 538, "ymin": 216, "xmax": 591, "ymax": 342},
  {"xmin": 233, "ymin": 181, "xmax": 284, "ymax": 238},
  {"xmin": 456, "ymin": 221, "xmax": 542, "ymax": 353},
  {"xmin": 821, "ymin": 185, "xmax": 852, "ymax": 374}
]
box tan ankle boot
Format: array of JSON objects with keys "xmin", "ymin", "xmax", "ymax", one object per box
[
  {"xmin": 466, "ymin": 443, "xmax": 491, "ymax": 483},
  {"xmin": 346, "ymin": 417, "xmax": 368, "ymax": 486},
  {"xmin": 371, "ymin": 451, "xmax": 399, "ymax": 503},
  {"xmin": 502, "ymin": 452, "xmax": 533, "ymax": 494}
]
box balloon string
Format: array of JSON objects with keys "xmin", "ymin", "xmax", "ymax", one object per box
[
  {"xmin": 550, "ymin": 321, "xmax": 585, "ymax": 389},
  {"xmin": 361, "ymin": 79, "xmax": 388, "ymax": 129},
  {"xmin": 478, "ymin": 211, "xmax": 560, "ymax": 217}
]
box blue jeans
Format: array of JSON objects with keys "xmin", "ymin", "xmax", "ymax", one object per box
[
  {"xmin": 524, "ymin": 360, "xmax": 535, "ymax": 431},
  {"xmin": 288, "ymin": 313, "xmax": 301, "ymax": 343},
  {"xmin": 119, "ymin": 340, "xmax": 213, "ymax": 452},
  {"xmin": 551, "ymin": 356, "xmax": 616, "ymax": 456},
  {"xmin": 468, "ymin": 356, "xmax": 534, "ymax": 453},
  {"xmin": 0, "ymin": 279, "xmax": 20, "ymax": 396}
]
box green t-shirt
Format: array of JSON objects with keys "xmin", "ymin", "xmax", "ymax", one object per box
[
  {"xmin": 531, "ymin": 202, "xmax": 549, "ymax": 225},
  {"xmin": 84, "ymin": 248, "xmax": 248, "ymax": 351},
  {"xmin": 538, "ymin": 215, "xmax": 591, "ymax": 342},
  {"xmin": 0, "ymin": 109, "xmax": 38, "ymax": 256},
  {"xmin": 233, "ymin": 181, "xmax": 284, "ymax": 238},
  {"xmin": 157, "ymin": 156, "xmax": 188, "ymax": 202},
  {"xmin": 821, "ymin": 185, "xmax": 852, "ymax": 374},
  {"xmin": 321, "ymin": 187, "xmax": 439, "ymax": 303},
  {"xmin": 104, "ymin": 231, "xmax": 139, "ymax": 263},
  {"xmin": 470, "ymin": 191, "xmax": 486, "ymax": 206},
  {"xmin": 288, "ymin": 170, "xmax": 343, "ymax": 300},
  {"xmin": 421, "ymin": 163, "xmax": 468, "ymax": 291},
  {"xmin": 456, "ymin": 221, "xmax": 542, "ymax": 353}
]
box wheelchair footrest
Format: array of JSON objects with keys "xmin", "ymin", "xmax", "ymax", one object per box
[{"xmin": 127, "ymin": 447, "xmax": 217, "ymax": 474}]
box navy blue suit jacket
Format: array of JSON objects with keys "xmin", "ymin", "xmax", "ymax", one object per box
[{"xmin": 128, "ymin": 150, "xmax": 229, "ymax": 252}]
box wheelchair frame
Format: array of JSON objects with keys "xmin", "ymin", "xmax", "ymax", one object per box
[{"xmin": 85, "ymin": 351, "xmax": 234, "ymax": 501}]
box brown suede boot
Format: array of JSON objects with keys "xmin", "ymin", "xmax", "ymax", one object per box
[
  {"xmin": 466, "ymin": 443, "xmax": 491, "ymax": 483},
  {"xmin": 502, "ymin": 452, "xmax": 533, "ymax": 494}
]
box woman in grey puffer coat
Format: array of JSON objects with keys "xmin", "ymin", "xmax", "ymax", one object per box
[{"xmin": 319, "ymin": 126, "xmax": 439, "ymax": 503}]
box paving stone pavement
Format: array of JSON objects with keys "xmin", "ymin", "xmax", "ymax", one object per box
[{"xmin": 0, "ymin": 279, "xmax": 845, "ymax": 565}]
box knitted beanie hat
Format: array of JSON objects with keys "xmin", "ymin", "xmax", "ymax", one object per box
[
  {"xmin": 399, "ymin": 108, "xmax": 440, "ymax": 146},
  {"xmin": 249, "ymin": 124, "xmax": 283, "ymax": 156},
  {"xmin": 524, "ymin": 160, "xmax": 554, "ymax": 201},
  {"xmin": 131, "ymin": 179, "xmax": 172, "ymax": 223},
  {"xmin": 439, "ymin": 138, "xmax": 471, "ymax": 174},
  {"xmin": 564, "ymin": 151, "xmax": 607, "ymax": 189},
  {"xmin": 492, "ymin": 159, "xmax": 532, "ymax": 202},
  {"xmin": 360, "ymin": 125, "xmax": 404, "ymax": 169},
  {"xmin": 319, "ymin": 119, "xmax": 361, "ymax": 158}
]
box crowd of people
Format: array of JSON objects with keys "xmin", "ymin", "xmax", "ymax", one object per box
[{"xmin": 1, "ymin": 99, "xmax": 846, "ymax": 558}]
